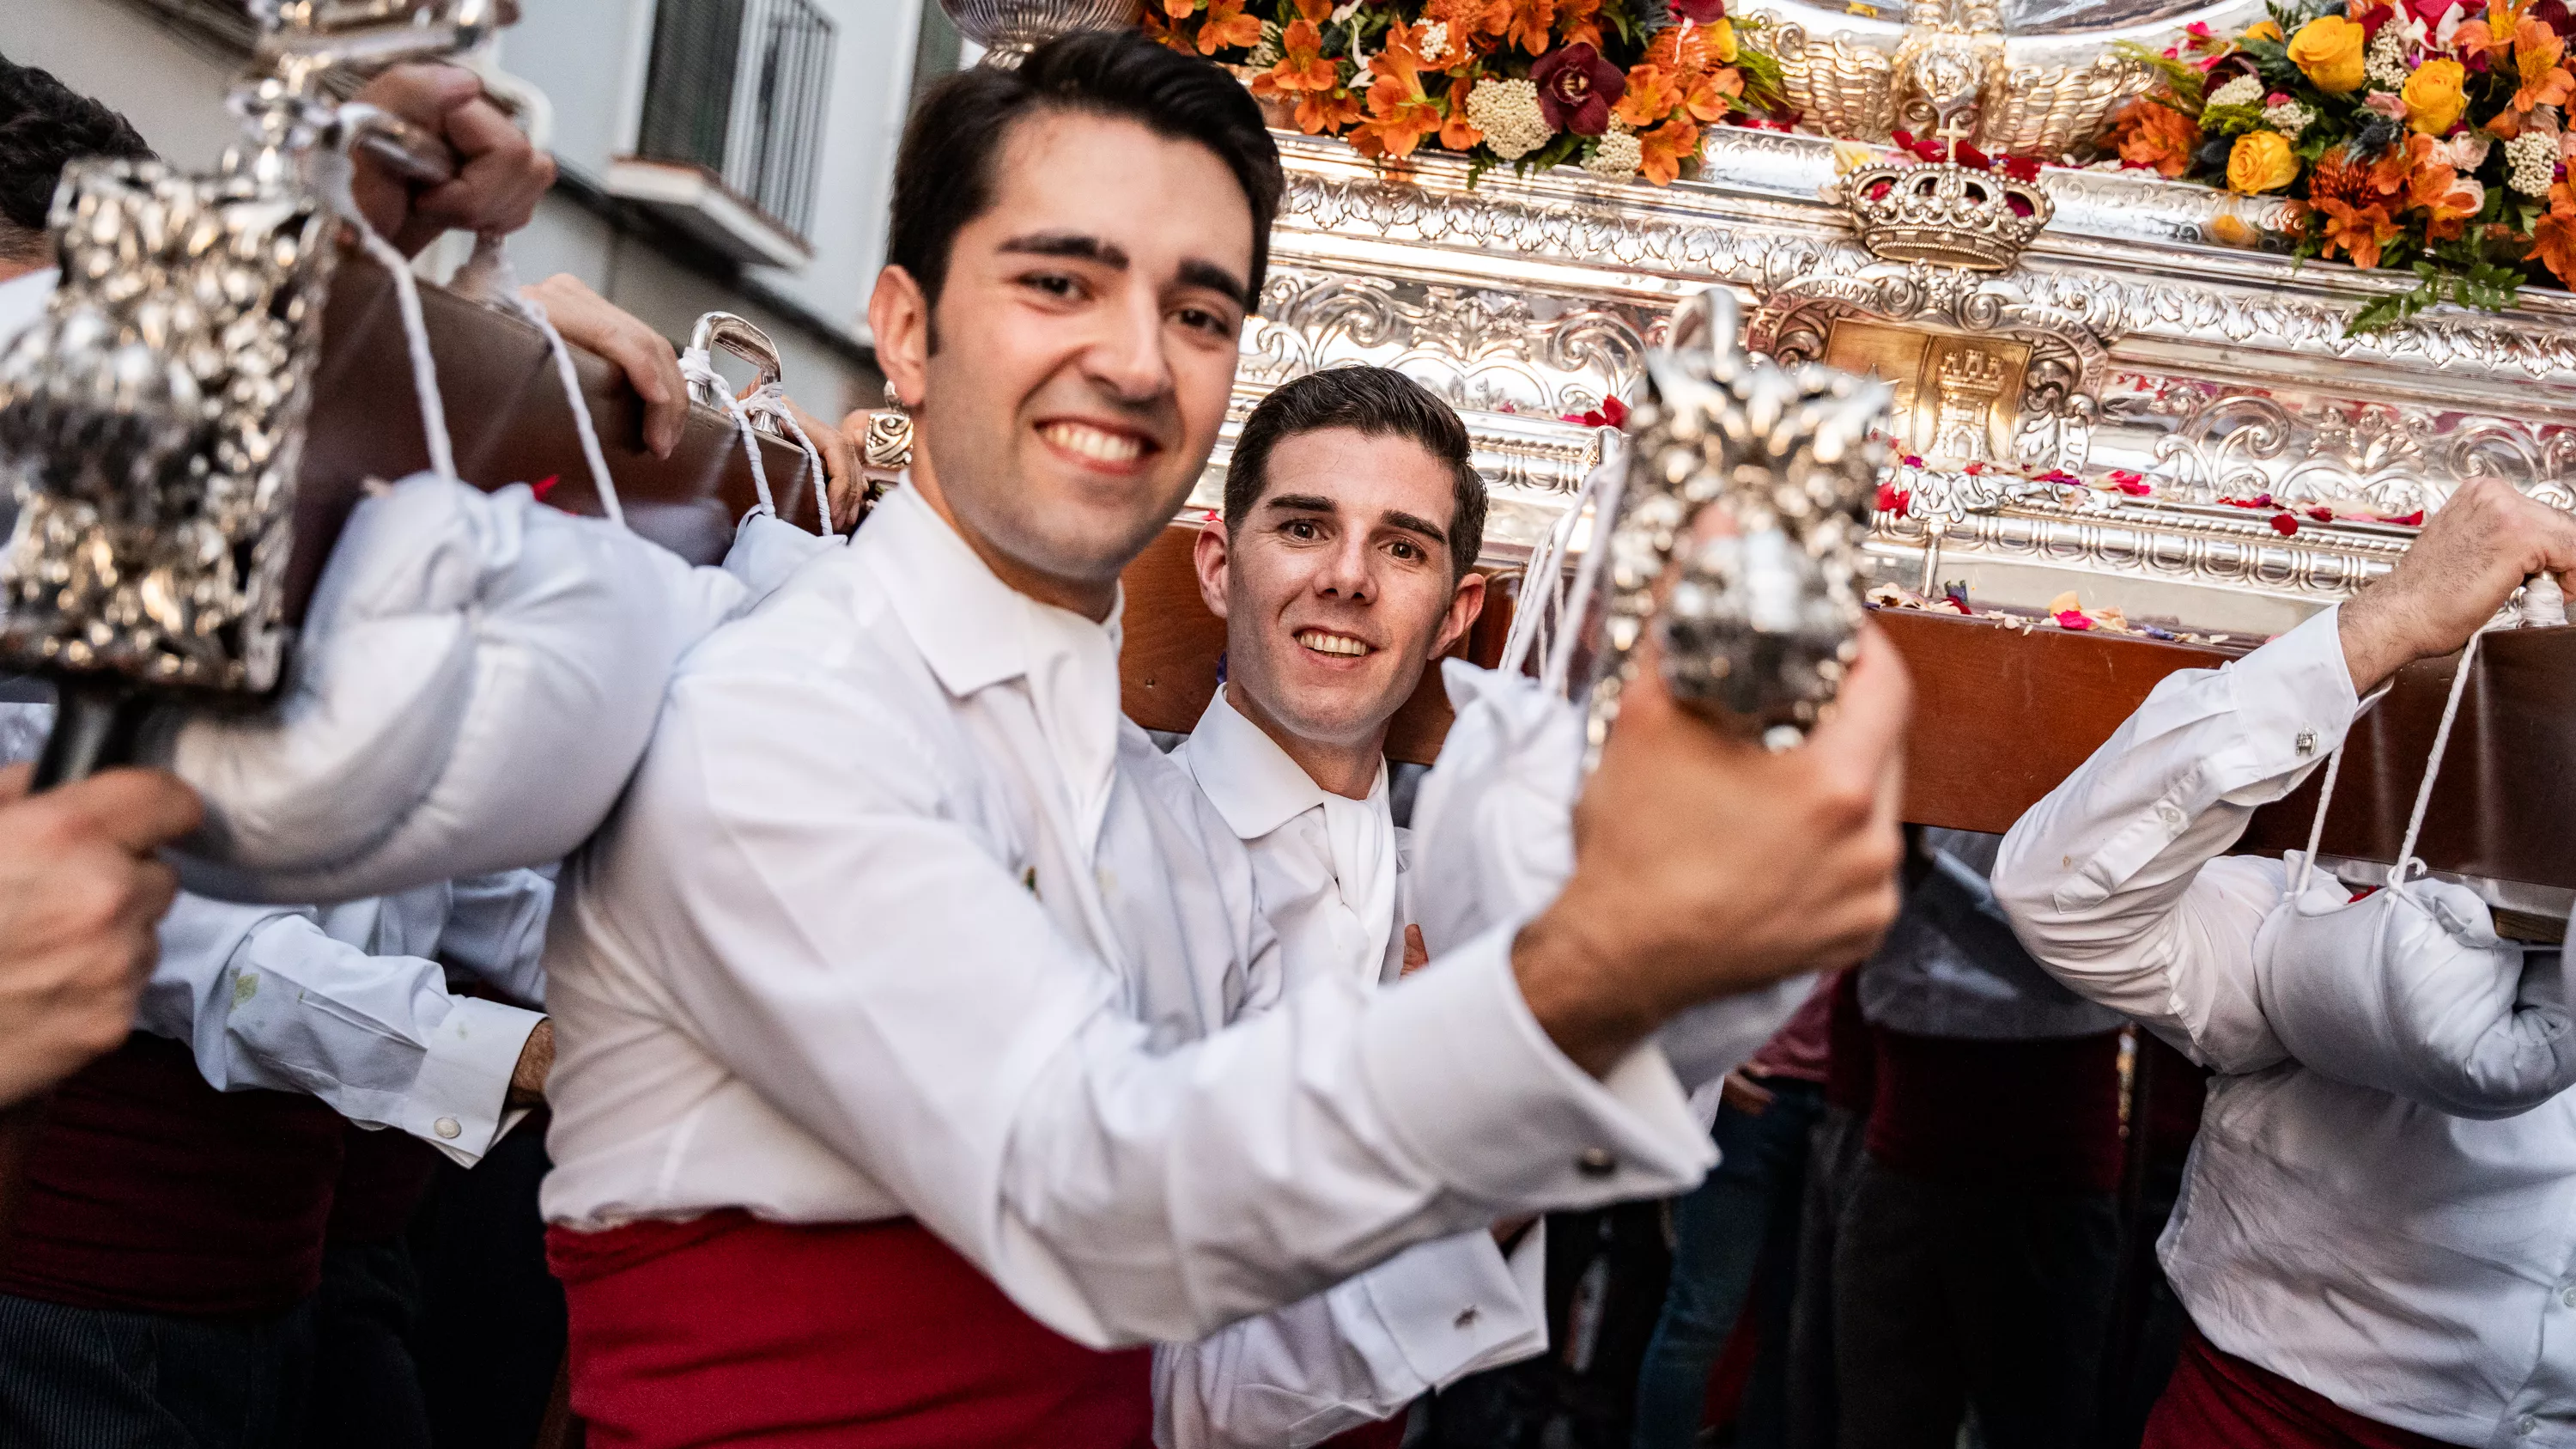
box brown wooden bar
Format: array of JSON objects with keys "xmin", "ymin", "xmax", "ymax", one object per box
[{"xmin": 1117, "ymin": 523, "xmax": 2576, "ymax": 891}]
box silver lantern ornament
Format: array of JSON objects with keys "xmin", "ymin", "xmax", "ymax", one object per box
[
  {"xmin": 1584, "ymin": 288, "xmax": 1893, "ymax": 761},
  {"xmin": 940, "ymin": 0, "xmax": 1145, "ymax": 65}
]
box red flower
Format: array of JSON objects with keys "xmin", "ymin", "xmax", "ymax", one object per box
[
  {"xmin": 531, "ymin": 475, "xmax": 561, "ymax": 503},
  {"xmin": 1561, "ymin": 393, "xmax": 1631, "ymax": 428},
  {"xmin": 2219, "ymin": 492, "xmax": 2275, "ymax": 509},
  {"xmin": 2306, "ymin": 506, "xmax": 2335, "ymax": 522},
  {"xmin": 2055, "ymin": 609, "xmax": 2094, "ymax": 630},
  {"xmin": 1956, "ymin": 142, "xmax": 1992, "ymax": 170},
  {"xmin": 1943, "ymin": 583, "xmax": 1973, "ymax": 613},
  {"xmin": 1899, "ymin": 454, "xmax": 1925, "ymax": 467},
  {"xmin": 1533, "ymin": 43, "xmax": 1626, "ymax": 136},
  {"xmin": 1874, "ymin": 482, "xmax": 1912, "ymax": 517},
  {"xmin": 1672, "ymin": 0, "xmax": 1725, "ymax": 21},
  {"xmin": 2002, "ymin": 154, "xmax": 2043, "ymax": 181},
  {"xmin": 2269, "ymin": 512, "xmax": 2300, "ymax": 536},
  {"xmin": 2038, "ymin": 468, "xmax": 2081, "ymax": 485},
  {"xmin": 2386, "ymin": 508, "xmax": 2426, "ymax": 526}
]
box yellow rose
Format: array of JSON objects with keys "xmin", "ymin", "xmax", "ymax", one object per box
[
  {"xmin": 2244, "ymin": 18, "xmax": 2283, "ymax": 40},
  {"xmin": 2227, "ymin": 130, "xmax": 2301, "ymax": 192},
  {"xmin": 2403, "ymin": 58, "xmax": 2468, "ymax": 134},
  {"xmin": 2287, "ymin": 15, "xmax": 2367, "ymax": 93},
  {"xmin": 1707, "ymin": 16, "xmax": 1739, "ymax": 62}
]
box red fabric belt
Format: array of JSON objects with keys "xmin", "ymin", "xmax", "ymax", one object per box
[
  {"xmin": 548, "ymin": 1209, "xmax": 1154, "ymax": 1449},
  {"xmin": 2143, "ymin": 1328, "xmax": 2454, "ymax": 1449},
  {"xmin": 1864, "ymin": 1025, "xmax": 2124, "ymax": 1194},
  {"xmin": 0, "ymin": 1033, "xmax": 344, "ymax": 1317}
]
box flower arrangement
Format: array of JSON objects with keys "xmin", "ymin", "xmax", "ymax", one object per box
[
  {"xmin": 1148, "ymin": 0, "xmax": 1794, "ymax": 184},
  {"xmin": 2097, "ymin": 0, "xmax": 2576, "ymax": 331}
]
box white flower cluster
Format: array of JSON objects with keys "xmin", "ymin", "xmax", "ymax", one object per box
[
  {"xmin": 2507, "ymin": 129, "xmax": 2561, "ymax": 195},
  {"xmin": 2262, "ymin": 98, "xmax": 2314, "ymax": 137},
  {"xmin": 1583, "ymin": 125, "xmax": 1643, "ymax": 179},
  {"xmin": 2206, "ymin": 74, "xmax": 2265, "ymax": 109},
  {"xmin": 1248, "ymin": 20, "xmax": 1283, "ymax": 68},
  {"xmin": 2366, "ymin": 26, "xmax": 2412, "ymax": 88},
  {"xmin": 1419, "ymin": 21, "xmax": 1449, "ymax": 64},
  {"xmin": 1468, "ymin": 77, "xmax": 1553, "ymax": 160}
]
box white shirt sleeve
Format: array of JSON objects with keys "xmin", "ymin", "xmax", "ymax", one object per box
[
  {"xmin": 137, "ymin": 892, "xmax": 544, "ymax": 1165},
  {"xmin": 1990, "ymin": 607, "xmax": 2363, "ymax": 1072},
  {"xmin": 598, "ymin": 676, "xmax": 1712, "ymax": 1349},
  {"xmin": 435, "ymin": 868, "xmax": 556, "ymax": 1007}
]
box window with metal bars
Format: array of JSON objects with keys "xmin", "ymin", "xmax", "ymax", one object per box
[{"xmin": 635, "ymin": 0, "xmax": 835, "ymax": 243}]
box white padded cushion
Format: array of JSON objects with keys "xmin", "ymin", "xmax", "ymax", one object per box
[
  {"xmin": 168, "ymin": 474, "xmax": 750, "ymax": 904},
  {"xmin": 2254, "ymin": 863, "xmax": 2576, "ymax": 1119}
]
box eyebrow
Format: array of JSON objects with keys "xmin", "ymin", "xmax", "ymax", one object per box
[
  {"xmin": 997, "ymin": 234, "xmax": 1251, "ymax": 311},
  {"xmin": 1267, "ymin": 495, "xmax": 1453, "ymax": 553}
]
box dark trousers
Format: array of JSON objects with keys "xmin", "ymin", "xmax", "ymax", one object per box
[
  {"xmin": 1631, "ymin": 1076, "xmax": 1823, "ymax": 1449},
  {"xmin": 0, "ymin": 1293, "xmax": 314, "ymax": 1449},
  {"xmin": 301, "ymin": 1239, "xmax": 431, "ymax": 1449},
  {"xmin": 1832, "ymin": 1154, "xmax": 2118, "ymax": 1449},
  {"xmin": 411, "ymin": 1113, "xmax": 565, "ymax": 1449},
  {"xmin": 1785, "ymin": 1103, "xmax": 1866, "ymax": 1449}
]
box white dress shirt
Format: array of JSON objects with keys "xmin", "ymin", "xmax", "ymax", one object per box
[
  {"xmin": 1995, "ymin": 606, "xmax": 2576, "ymax": 1446},
  {"xmin": 1158, "ymin": 691, "xmax": 1548, "ymax": 1447},
  {"xmin": 0, "ymin": 700, "xmax": 549, "ymax": 1166},
  {"xmin": 539, "ymin": 484, "xmax": 1714, "ymax": 1349},
  {"xmin": 0, "ymin": 267, "xmax": 56, "ymax": 350}
]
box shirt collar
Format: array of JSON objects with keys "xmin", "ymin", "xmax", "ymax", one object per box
[
  {"xmin": 857, "ymin": 481, "xmax": 1124, "ymax": 699},
  {"xmin": 1183, "ymin": 687, "xmax": 1385, "ymax": 842}
]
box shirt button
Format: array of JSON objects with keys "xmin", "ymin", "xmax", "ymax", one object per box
[
  {"xmin": 2561, "ymin": 1285, "xmax": 2576, "ymax": 1309},
  {"xmin": 1576, "ymin": 1147, "xmax": 1617, "ymax": 1178},
  {"xmin": 2295, "ymin": 729, "xmax": 2318, "ymax": 757},
  {"xmin": 2156, "ymin": 802, "xmax": 2186, "ymax": 829},
  {"xmin": 1454, "ymin": 1306, "xmax": 1480, "ymax": 1330},
  {"xmin": 2520, "ymin": 1414, "xmax": 2540, "ymax": 1436},
  {"xmin": 434, "ymin": 1117, "xmax": 462, "ymax": 1140}
]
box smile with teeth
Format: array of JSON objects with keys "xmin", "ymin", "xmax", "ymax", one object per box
[
  {"xmin": 1297, "ymin": 630, "xmax": 1373, "ymax": 658},
  {"xmin": 1039, "ymin": 420, "xmax": 1148, "ymax": 465}
]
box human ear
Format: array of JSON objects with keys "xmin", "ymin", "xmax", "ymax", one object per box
[
  {"xmin": 867, "ymin": 265, "xmax": 932, "ymax": 411},
  {"xmin": 1432, "ymin": 570, "xmax": 1486, "ymax": 657},
  {"xmin": 1192, "ymin": 523, "xmax": 1234, "ymax": 621}
]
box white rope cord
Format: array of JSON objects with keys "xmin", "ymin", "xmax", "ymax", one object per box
[
  {"xmin": 1542, "ymin": 436, "xmax": 1627, "ymax": 700},
  {"xmin": 2289, "ymin": 739, "xmax": 2350, "ymax": 898},
  {"xmin": 313, "ymin": 139, "xmax": 458, "ymax": 490},
  {"xmin": 1499, "ymin": 490, "xmax": 1579, "ymax": 679},
  {"xmin": 737, "ymin": 381, "xmax": 837, "ymax": 540},
  {"xmin": 2391, "ymin": 626, "xmax": 2485, "ymax": 890},
  {"xmin": 450, "ymin": 234, "xmax": 628, "ymax": 530},
  {"xmin": 678, "ymin": 353, "xmax": 778, "ymax": 520}
]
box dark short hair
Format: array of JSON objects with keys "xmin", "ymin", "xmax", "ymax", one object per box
[
  {"xmin": 0, "ymin": 56, "xmax": 152, "ymax": 265},
  {"xmin": 1224, "ymin": 367, "xmax": 1488, "ymax": 582},
  {"xmin": 887, "ymin": 32, "xmax": 1281, "ymax": 320}
]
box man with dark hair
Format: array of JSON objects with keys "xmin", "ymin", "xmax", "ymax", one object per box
[
  {"xmin": 540, "ymin": 30, "xmax": 1911, "ymax": 1449},
  {"xmin": 0, "ymin": 56, "xmax": 150, "ymax": 271},
  {"xmin": 1158, "ymin": 366, "xmax": 1516, "ymax": 1448}
]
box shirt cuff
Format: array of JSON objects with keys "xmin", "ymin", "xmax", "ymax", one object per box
[
  {"xmin": 2205, "ymin": 605, "xmax": 2364, "ymax": 807},
  {"xmin": 1356, "ymin": 1229, "xmax": 1546, "ymax": 1391},
  {"xmin": 402, "ymin": 996, "xmax": 544, "ymax": 1166},
  {"xmin": 1359, "ymin": 923, "xmax": 1716, "ymax": 1210}
]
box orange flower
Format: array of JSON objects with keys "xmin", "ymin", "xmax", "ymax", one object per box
[
  {"xmin": 1637, "ymin": 116, "xmax": 1703, "ymax": 183},
  {"xmin": 1556, "ymin": 0, "xmax": 1606, "ymax": 49},
  {"xmin": 1291, "ymin": 0, "xmax": 1333, "ymax": 19},
  {"xmin": 2314, "ymin": 198, "xmax": 2403, "ymax": 270},
  {"xmin": 2553, "ymin": 179, "xmax": 2576, "ymax": 218},
  {"xmin": 1614, "ymin": 64, "xmax": 1686, "ymax": 128},
  {"xmin": 1501, "ymin": 0, "xmax": 1558, "ymax": 53},
  {"xmin": 1643, "ymin": 23, "xmax": 1711, "ymax": 76},
  {"xmin": 1191, "ymin": 0, "xmax": 1261, "ymax": 53},
  {"xmin": 1255, "ymin": 19, "xmax": 1339, "ymax": 93},
  {"xmin": 2533, "ymin": 210, "xmax": 2576, "ymax": 285},
  {"xmin": 1357, "ymin": 33, "xmax": 1443, "ymax": 155},
  {"xmin": 2515, "ymin": 21, "xmax": 2574, "ymax": 110},
  {"xmin": 1427, "ymin": 0, "xmax": 1509, "ymax": 43},
  {"xmin": 1295, "ymin": 87, "xmax": 1366, "ymax": 133},
  {"xmin": 1681, "ymin": 66, "xmax": 1743, "ymax": 121},
  {"xmin": 1162, "ymin": 0, "xmax": 1198, "ymax": 17},
  {"xmin": 1441, "ymin": 76, "xmax": 1485, "ymax": 149},
  {"xmin": 2108, "ymin": 97, "xmax": 2200, "ymax": 179}
]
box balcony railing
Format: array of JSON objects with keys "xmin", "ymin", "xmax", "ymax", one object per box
[{"xmin": 633, "ymin": 0, "xmax": 834, "ymax": 247}]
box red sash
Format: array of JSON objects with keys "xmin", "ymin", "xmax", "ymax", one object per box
[
  {"xmin": 2143, "ymin": 1328, "xmax": 2453, "ymax": 1449},
  {"xmin": 547, "ymin": 1210, "xmax": 1153, "ymax": 1449}
]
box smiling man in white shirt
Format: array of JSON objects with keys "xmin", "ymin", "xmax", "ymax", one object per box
[
  {"xmin": 1994, "ymin": 478, "xmax": 2576, "ymax": 1449},
  {"xmin": 538, "ymin": 32, "xmax": 1911, "ymax": 1449},
  {"xmin": 1159, "ymin": 366, "xmax": 1532, "ymax": 1449}
]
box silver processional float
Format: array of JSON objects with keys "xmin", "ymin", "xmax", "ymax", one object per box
[{"xmin": 0, "ymin": 0, "xmax": 497, "ymax": 788}]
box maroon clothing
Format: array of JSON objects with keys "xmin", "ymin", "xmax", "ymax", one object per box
[
  {"xmin": 0, "ymin": 1033, "xmax": 346, "ymax": 1318},
  {"xmin": 549, "ymin": 1210, "xmax": 1153, "ymax": 1449},
  {"xmin": 1745, "ymin": 974, "xmax": 1836, "ymax": 1085},
  {"xmin": 2139, "ymin": 1031, "xmax": 2211, "ymax": 1166},
  {"xmin": 326, "ymin": 1121, "xmax": 444, "ymax": 1245},
  {"xmin": 2144, "ymin": 1330, "xmax": 2453, "ymax": 1449},
  {"xmin": 1863, "ymin": 1025, "xmax": 2125, "ymax": 1195}
]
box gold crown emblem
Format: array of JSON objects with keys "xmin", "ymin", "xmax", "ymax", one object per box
[{"xmin": 1831, "ymin": 160, "xmax": 2053, "ymax": 272}]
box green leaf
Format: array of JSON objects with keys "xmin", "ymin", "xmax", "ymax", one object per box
[
  {"xmin": 2200, "ymin": 101, "xmax": 2267, "ymax": 136},
  {"xmin": 1735, "ymin": 45, "xmax": 1789, "ymax": 113},
  {"xmin": 2113, "ymin": 40, "xmax": 2208, "ymax": 110}
]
